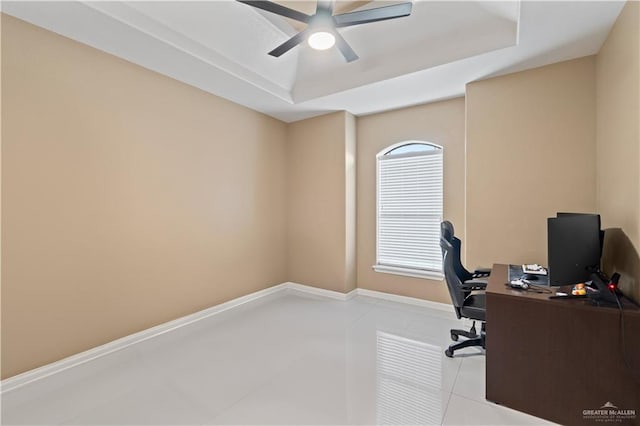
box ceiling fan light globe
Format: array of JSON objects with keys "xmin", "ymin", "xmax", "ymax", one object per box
[{"xmin": 308, "ymin": 31, "xmax": 335, "ymax": 50}]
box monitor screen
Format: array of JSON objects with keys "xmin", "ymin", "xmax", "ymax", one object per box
[
  {"xmin": 556, "ymin": 212, "xmax": 604, "ymax": 258},
  {"xmin": 547, "ymin": 214, "xmax": 601, "ymax": 286}
]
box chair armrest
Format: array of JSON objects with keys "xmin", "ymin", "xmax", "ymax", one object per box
[
  {"xmin": 461, "ymin": 280, "xmax": 487, "ymax": 291},
  {"xmin": 472, "ymin": 267, "xmax": 491, "ymax": 278}
]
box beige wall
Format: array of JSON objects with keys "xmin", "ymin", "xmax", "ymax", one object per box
[
  {"xmin": 596, "ymin": 0, "xmax": 639, "ymax": 251},
  {"xmin": 1, "ymin": 15, "xmax": 288, "ymax": 378},
  {"xmin": 596, "ymin": 0, "xmax": 640, "ymax": 302},
  {"xmin": 286, "ymin": 111, "xmax": 356, "ymax": 293},
  {"xmin": 466, "ymin": 57, "xmax": 597, "ymax": 269},
  {"xmin": 356, "ymin": 98, "xmax": 466, "ymax": 303}
]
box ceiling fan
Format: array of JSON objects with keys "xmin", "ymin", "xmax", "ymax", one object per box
[{"xmin": 237, "ymin": 0, "xmax": 413, "ymax": 62}]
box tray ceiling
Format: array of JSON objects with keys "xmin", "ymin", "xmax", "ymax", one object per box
[{"xmin": 2, "ymin": 1, "xmax": 626, "ymax": 122}]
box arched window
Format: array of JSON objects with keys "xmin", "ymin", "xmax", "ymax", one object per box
[{"xmin": 374, "ymin": 141, "xmax": 444, "ymax": 278}]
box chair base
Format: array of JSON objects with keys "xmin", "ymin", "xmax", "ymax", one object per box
[{"xmin": 445, "ymin": 322, "xmax": 486, "ymax": 357}]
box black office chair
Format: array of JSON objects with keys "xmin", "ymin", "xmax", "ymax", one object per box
[
  {"xmin": 441, "ymin": 221, "xmax": 491, "ymax": 281},
  {"xmin": 440, "ymin": 221, "xmax": 488, "ymax": 357}
]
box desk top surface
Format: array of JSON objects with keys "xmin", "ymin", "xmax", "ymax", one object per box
[
  {"xmin": 487, "ymin": 264, "xmax": 640, "ymax": 312},
  {"xmin": 487, "ymin": 264, "xmax": 553, "ymax": 301}
]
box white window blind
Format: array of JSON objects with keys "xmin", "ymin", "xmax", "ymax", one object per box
[{"xmin": 377, "ymin": 147, "xmax": 443, "ymax": 273}]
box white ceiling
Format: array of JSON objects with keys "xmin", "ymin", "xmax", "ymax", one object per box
[{"xmin": 2, "ymin": 1, "xmax": 626, "ymax": 123}]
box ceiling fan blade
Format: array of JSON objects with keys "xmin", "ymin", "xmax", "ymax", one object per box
[
  {"xmin": 237, "ymin": 0, "xmax": 311, "ymax": 23},
  {"xmin": 268, "ymin": 29, "xmax": 310, "ymax": 57},
  {"xmin": 333, "ymin": 2, "xmax": 412, "ymax": 28},
  {"xmin": 333, "ymin": 31, "xmax": 359, "ymax": 63},
  {"xmin": 316, "ymin": 0, "xmax": 334, "ymax": 15}
]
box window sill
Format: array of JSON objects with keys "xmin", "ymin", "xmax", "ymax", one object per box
[{"xmin": 372, "ymin": 265, "xmax": 444, "ymax": 281}]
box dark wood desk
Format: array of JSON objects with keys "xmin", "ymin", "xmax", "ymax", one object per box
[{"xmin": 486, "ymin": 264, "xmax": 640, "ymax": 425}]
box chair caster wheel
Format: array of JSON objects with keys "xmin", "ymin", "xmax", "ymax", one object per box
[
  {"xmin": 450, "ymin": 333, "xmax": 459, "ymax": 341},
  {"xmin": 445, "ymin": 348, "xmax": 454, "ymax": 358}
]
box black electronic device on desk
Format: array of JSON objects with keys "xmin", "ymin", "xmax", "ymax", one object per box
[
  {"xmin": 589, "ymin": 271, "xmax": 622, "ymax": 306},
  {"xmin": 547, "ymin": 213, "xmax": 602, "ymax": 286}
]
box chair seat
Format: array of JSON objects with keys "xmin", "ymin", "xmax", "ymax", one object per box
[{"xmin": 460, "ymin": 293, "xmax": 486, "ymax": 321}]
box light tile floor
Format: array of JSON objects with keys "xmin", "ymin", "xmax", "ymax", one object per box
[{"xmin": 1, "ymin": 291, "xmax": 556, "ymax": 425}]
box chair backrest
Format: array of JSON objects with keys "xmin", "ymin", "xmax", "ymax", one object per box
[
  {"xmin": 440, "ymin": 236, "xmax": 466, "ymax": 318},
  {"xmin": 440, "ymin": 221, "xmax": 472, "ymax": 282},
  {"xmin": 441, "ymin": 220, "xmax": 454, "ymax": 244}
]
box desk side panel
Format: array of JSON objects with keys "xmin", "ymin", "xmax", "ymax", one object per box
[{"xmin": 486, "ymin": 292, "xmax": 640, "ymax": 425}]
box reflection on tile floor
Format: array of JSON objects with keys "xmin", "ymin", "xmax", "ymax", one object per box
[{"xmin": 1, "ymin": 290, "xmax": 555, "ymax": 425}]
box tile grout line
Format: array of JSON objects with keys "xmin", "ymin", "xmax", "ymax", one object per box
[
  {"xmin": 448, "ymin": 354, "xmax": 488, "ymax": 406},
  {"xmin": 441, "ymin": 357, "xmax": 464, "ymax": 425}
]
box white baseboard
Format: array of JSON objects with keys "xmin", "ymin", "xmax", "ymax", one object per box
[
  {"xmin": 0, "ymin": 283, "xmax": 288, "ymax": 394},
  {"xmin": 1, "ymin": 282, "xmax": 451, "ymax": 393},
  {"xmin": 285, "ymin": 282, "xmax": 357, "ymax": 301},
  {"xmin": 284, "ymin": 283, "xmax": 453, "ymax": 312},
  {"xmin": 355, "ymin": 288, "xmax": 454, "ymax": 313}
]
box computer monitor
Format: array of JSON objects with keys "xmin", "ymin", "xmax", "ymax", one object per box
[
  {"xmin": 547, "ymin": 213, "xmax": 602, "ymax": 286},
  {"xmin": 556, "ymin": 212, "xmax": 605, "ymax": 258}
]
